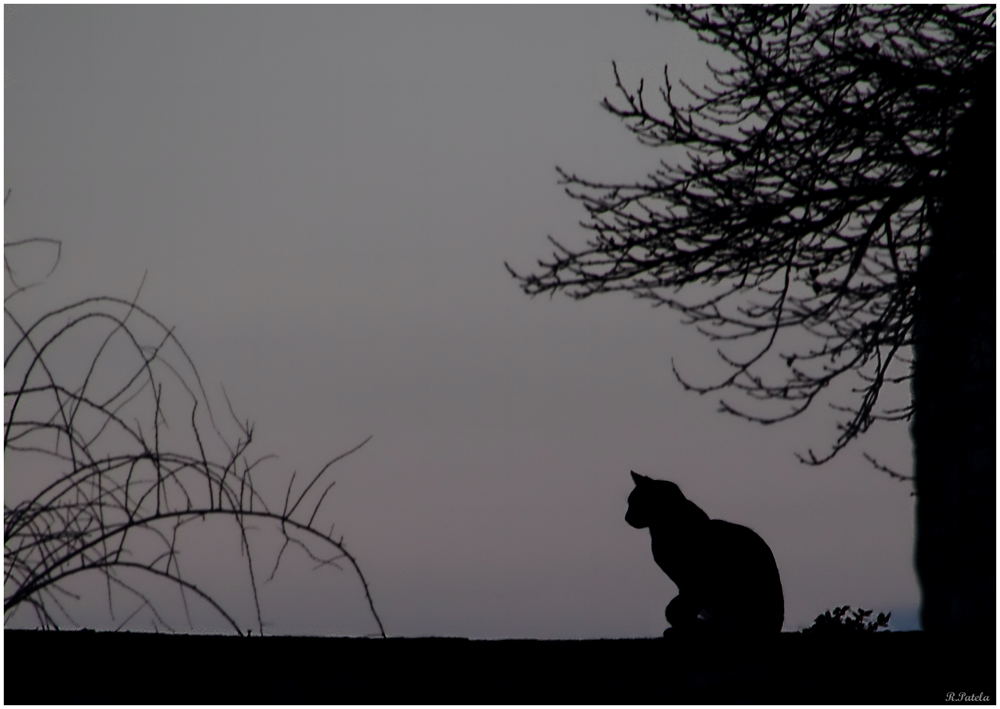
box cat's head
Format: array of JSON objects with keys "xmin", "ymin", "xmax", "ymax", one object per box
[{"xmin": 625, "ymin": 471, "xmax": 706, "ymax": 529}]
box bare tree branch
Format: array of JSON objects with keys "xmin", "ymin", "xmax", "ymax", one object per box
[{"xmin": 508, "ymin": 5, "xmax": 994, "ymax": 467}]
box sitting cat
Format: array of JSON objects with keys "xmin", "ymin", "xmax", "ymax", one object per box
[{"xmin": 625, "ymin": 471, "xmax": 784, "ymax": 634}]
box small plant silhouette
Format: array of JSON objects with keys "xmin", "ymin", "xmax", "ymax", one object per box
[{"xmin": 802, "ymin": 606, "xmax": 891, "ymax": 634}]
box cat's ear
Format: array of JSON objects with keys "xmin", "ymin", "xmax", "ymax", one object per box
[{"xmin": 630, "ymin": 470, "xmax": 647, "ymax": 485}]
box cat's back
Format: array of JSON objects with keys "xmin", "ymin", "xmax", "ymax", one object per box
[
  {"xmin": 703, "ymin": 519, "xmax": 781, "ymax": 581},
  {"xmin": 704, "ymin": 519, "xmax": 784, "ymax": 631}
]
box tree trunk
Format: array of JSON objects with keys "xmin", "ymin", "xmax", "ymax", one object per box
[{"xmin": 912, "ymin": 55, "xmax": 996, "ymax": 632}]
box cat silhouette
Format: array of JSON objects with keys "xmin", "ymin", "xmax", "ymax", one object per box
[{"xmin": 626, "ymin": 471, "xmax": 784, "ymax": 634}]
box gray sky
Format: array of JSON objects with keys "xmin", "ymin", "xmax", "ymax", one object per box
[{"xmin": 5, "ymin": 5, "xmax": 919, "ymax": 638}]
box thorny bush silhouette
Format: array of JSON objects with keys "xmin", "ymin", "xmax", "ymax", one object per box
[{"xmin": 4, "ymin": 202, "xmax": 385, "ymax": 636}]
